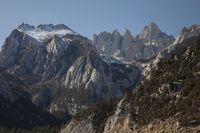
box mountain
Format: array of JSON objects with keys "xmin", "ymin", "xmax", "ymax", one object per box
[
  {"xmin": 0, "ymin": 23, "xmax": 140, "ymax": 121},
  {"xmin": 92, "ymin": 22, "xmax": 175, "ymax": 61},
  {"xmin": 61, "ymin": 24, "xmax": 200, "ymax": 133}
]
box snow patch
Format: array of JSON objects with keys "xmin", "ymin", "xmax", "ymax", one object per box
[
  {"xmin": 100, "ymin": 54, "xmax": 132, "ymax": 65},
  {"xmin": 17, "ymin": 24, "xmax": 77, "ymax": 42}
]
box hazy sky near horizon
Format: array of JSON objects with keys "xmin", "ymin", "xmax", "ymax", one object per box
[{"xmin": 0, "ymin": 0, "xmax": 200, "ymax": 46}]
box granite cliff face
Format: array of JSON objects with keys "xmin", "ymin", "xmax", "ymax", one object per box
[
  {"xmin": 0, "ymin": 23, "xmax": 140, "ymax": 117},
  {"xmin": 92, "ymin": 23, "xmax": 175, "ymax": 61}
]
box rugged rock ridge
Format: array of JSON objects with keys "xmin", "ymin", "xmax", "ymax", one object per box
[
  {"xmin": 0, "ymin": 24, "xmax": 140, "ymax": 116},
  {"xmin": 154, "ymin": 24, "xmax": 200, "ymax": 65},
  {"xmin": 92, "ymin": 22, "xmax": 175, "ymax": 61},
  {"xmin": 174, "ymin": 24, "xmax": 200, "ymax": 44}
]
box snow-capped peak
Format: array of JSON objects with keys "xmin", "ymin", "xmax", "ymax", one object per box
[{"xmin": 17, "ymin": 23, "xmax": 77, "ymax": 42}]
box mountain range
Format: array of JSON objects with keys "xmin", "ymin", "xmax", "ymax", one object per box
[
  {"xmin": 0, "ymin": 22, "xmax": 200, "ymax": 133},
  {"xmin": 92, "ymin": 22, "xmax": 175, "ymax": 61}
]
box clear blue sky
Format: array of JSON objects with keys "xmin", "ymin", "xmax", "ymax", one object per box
[{"xmin": 0, "ymin": 0, "xmax": 200, "ymax": 46}]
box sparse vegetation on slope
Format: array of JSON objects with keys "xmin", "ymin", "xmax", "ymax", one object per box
[{"xmin": 129, "ymin": 35, "xmax": 200, "ymax": 127}]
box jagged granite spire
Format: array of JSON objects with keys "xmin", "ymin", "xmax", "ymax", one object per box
[
  {"xmin": 121, "ymin": 29, "xmax": 134, "ymax": 51},
  {"xmin": 139, "ymin": 22, "xmax": 162, "ymax": 40}
]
